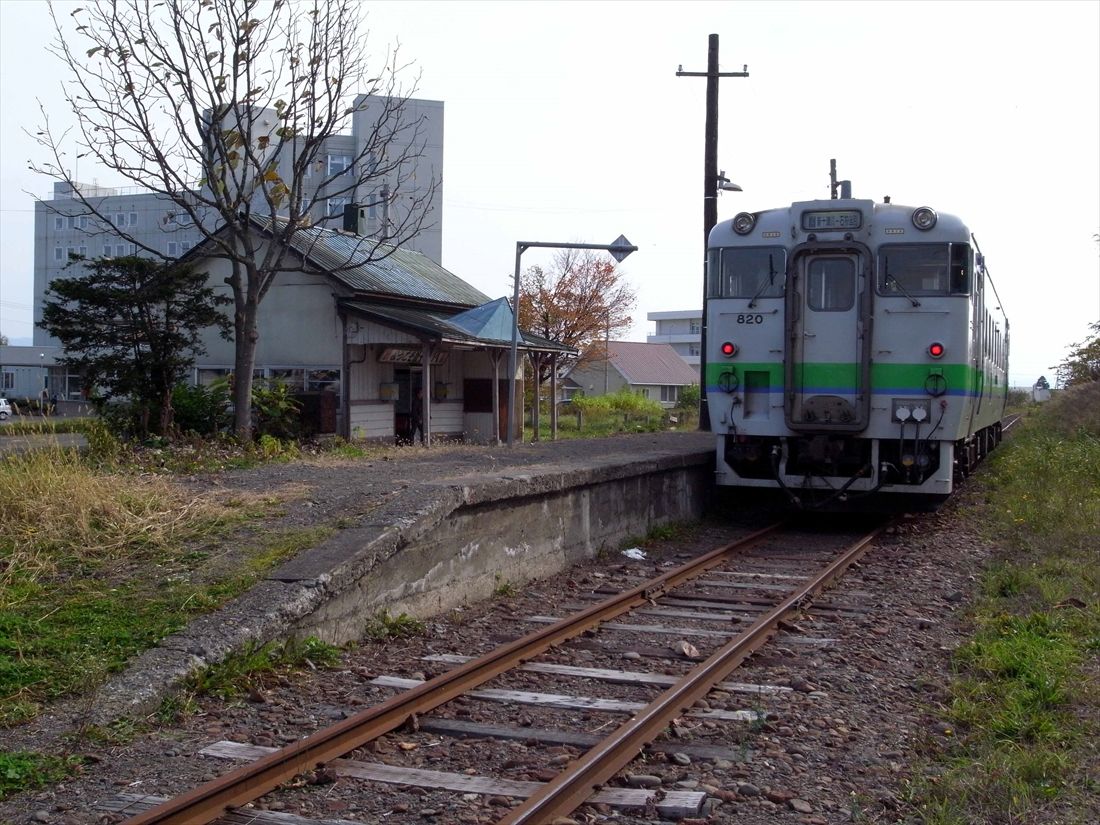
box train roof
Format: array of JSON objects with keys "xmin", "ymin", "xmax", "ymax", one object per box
[{"xmin": 710, "ymin": 198, "xmax": 971, "ymax": 247}]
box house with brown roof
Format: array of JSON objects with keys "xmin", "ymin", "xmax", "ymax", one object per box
[{"xmin": 564, "ymin": 341, "xmax": 700, "ymax": 408}]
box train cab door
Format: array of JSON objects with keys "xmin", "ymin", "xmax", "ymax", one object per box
[{"xmin": 785, "ymin": 249, "xmax": 872, "ymax": 431}]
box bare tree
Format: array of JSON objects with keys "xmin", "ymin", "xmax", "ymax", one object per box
[
  {"xmin": 518, "ymin": 249, "xmax": 636, "ymax": 383},
  {"xmin": 31, "ymin": 0, "xmax": 437, "ymax": 436}
]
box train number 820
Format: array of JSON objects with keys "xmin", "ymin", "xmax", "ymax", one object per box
[{"xmin": 736, "ymin": 314, "xmax": 765, "ymax": 325}]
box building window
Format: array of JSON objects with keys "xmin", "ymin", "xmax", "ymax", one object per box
[
  {"xmin": 689, "ymin": 319, "xmax": 701, "ymax": 334},
  {"xmin": 180, "ymin": 241, "xmax": 192, "ymax": 253},
  {"xmin": 2, "ymin": 371, "xmax": 13, "ymax": 391},
  {"xmin": 328, "ymin": 196, "xmax": 351, "ymax": 217},
  {"xmin": 327, "ymin": 154, "xmax": 352, "ymax": 176},
  {"xmin": 115, "ymin": 213, "xmax": 126, "ymax": 227},
  {"xmin": 129, "ymin": 212, "xmax": 138, "ymax": 227},
  {"xmin": 639, "ymin": 387, "xmax": 650, "ymax": 399},
  {"xmin": 267, "ymin": 368, "xmax": 304, "ymax": 389},
  {"xmin": 54, "ymin": 216, "xmax": 64, "ymax": 230},
  {"xmin": 688, "ymin": 343, "xmax": 700, "ymax": 356},
  {"xmin": 306, "ymin": 368, "xmax": 340, "ymax": 393},
  {"xmin": 661, "ymin": 386, "xmax": 679, "ymax": 403},
  {"xmin": 54, "ymin": 247, "xmax": 64, "ymax": 262},
  {"xmin": 167, "ymin": 242, "xmax": 178, "ymax": 256}
]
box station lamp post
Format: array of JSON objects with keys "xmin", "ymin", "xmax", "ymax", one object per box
[{"xmin": 507, "ymin": 235, "xmax": 638, "ymax": 447}]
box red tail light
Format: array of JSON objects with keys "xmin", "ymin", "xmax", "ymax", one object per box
[
  {"xmin": 928, "ymin": 342, "xmax": 945, "ymax": 359},
  {"xmin": 721, "ymin": 342, "xmax": 738, "ymax": 357}
]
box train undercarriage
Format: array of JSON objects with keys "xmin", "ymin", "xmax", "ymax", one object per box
[{"xmin": 718, "ymin": 422, "xmax": 1004, "ymax": 510}]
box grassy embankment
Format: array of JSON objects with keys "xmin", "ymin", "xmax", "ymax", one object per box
[
  {"xmin": 0, "ymin": 425, "xmax": 329, "ymax": 797},
  {"xmin": 913, "ymin": 383, "xmax": 1100, "ymax": 824}
]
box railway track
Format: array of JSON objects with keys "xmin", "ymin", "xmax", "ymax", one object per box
[{"xmin": 100, "ymin": 517, "xmax": 896, "ymax": 825}]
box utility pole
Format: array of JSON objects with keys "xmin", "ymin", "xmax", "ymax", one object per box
[{"xmin": 677, "ymin": 34, "xmax": 748, "ymax": 431}]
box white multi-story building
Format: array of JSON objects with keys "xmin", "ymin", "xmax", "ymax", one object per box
[
  {"xmin": 647, "ymin": 309, "xmax": 702, "ymax": 367},
  {"xmin": 31, "ymin": 94, "xmax": 443, "ymax": 353}
]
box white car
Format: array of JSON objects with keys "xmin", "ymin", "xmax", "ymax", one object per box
[{"xmin": 0, "ymin": 398, "xmax": 11, "ymax": 420}]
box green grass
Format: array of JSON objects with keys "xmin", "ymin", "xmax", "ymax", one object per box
[
  {"xmin": 364, "ymin": 610, "xmax": 426, "ymax": 641},
  {"xmin": 0, "ymin": 442, "xmax": 329, "ymax": 728},
  {"xmin": 910, "ymin": 383, "xmax": 1100, "ymax": 824},
  {"xmin": 0, "ymin": 751, "xmax": 86, "ymax": 800},
  {"xmin": 181, "ymin": 637, "xmax": 342, "ymax": 702}
]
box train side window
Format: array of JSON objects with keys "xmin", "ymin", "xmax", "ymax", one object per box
[
  {"xmin": 949, "ymin": 243, "xmax": 971, "ymax": 294},
  {"xmin": 717, "ymin": 247, "xmax": 787, "ymax": 298},
  {"xmin": 807, "ymin": 257, "xmax": 854, "ymax": 311},
  {"xmin": 707, "ymin": 250, "xmax": 721, "ymax": 297}
]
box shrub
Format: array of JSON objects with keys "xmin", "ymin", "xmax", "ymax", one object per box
[{"xmin": 172, "ymin": 382, "xmax": 231, "ymax": 436}]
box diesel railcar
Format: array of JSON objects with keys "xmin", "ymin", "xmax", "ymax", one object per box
[{"xmin": 706, "ymin": 185, "xmax": 1008, "ymax": 508}]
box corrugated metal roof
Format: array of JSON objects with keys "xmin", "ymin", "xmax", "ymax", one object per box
[
  {"xmin": 341, "ymin": 300, "xmax": 576, "ymax": 353},
  {"xmin": 607, "ymin": 341, "xmax": 700, "ymax": 386},
  {"xmin": 448, "ymin": 297, "xmax": 514, "ymax": 342},
  {"xmin": 285, "ymin": 226, "xmax": 490, "ymax": 306}
]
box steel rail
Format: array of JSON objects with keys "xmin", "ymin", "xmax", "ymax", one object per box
[
  {"xmin": 497, "ymin": 519, "xmax": 891, "ymax": 825},
  {"xmin": 121, "ymin": 522, "xmax": 784, "ymax": 824}
]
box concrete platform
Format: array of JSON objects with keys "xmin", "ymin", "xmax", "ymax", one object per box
[{"xmin": 92, "ymin": 431, "xmax": 716, "ymax": 721}]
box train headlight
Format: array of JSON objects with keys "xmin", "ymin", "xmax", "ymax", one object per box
[
  {"xmin": 732, "ymin": 212, "xmax": 756, "ymax": 235},
  {"xmin": 928, "ymin": 341, "xmax": 945, "ymax": 359},
  {"xmin": 912, "ymin": 207, "xmax": 938, "ymax": 231},
  {"xmin": 720, "ymin": 341, "xmax": 738, "ymax": 357}
]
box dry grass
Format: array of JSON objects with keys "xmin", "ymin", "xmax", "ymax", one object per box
[
  {"xmin": 1040, "ymin": 381, "xmax": 1100, "ymax": 437},
  {"xmin": 0, "ymin": 443, "xmax": 232, "ymax": 603}
]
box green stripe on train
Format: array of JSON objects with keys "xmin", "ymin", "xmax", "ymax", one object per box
[{"xmin": 704, "ymin": 362, "xmax": 980, "ymax": 391}]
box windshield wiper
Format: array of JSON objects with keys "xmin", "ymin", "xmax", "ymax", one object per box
[
  {"xmin": 884, "ymin": 257, "xmax": 921, "ymax": 307},
  {"xmin": 747, "ymin": 253, "xmax": 779, "ymax": 308}
]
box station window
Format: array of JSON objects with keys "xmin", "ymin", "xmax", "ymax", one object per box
[
  {"xmin": 709, "ymin": 246, "xmax": 787, "ymax": 299},
  {"xmin": 306, "ymin": 368, "xmax": 340, "ymax": 393}
]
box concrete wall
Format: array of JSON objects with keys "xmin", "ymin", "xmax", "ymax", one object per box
[
  {"xmin": 90, "ymin": 441, "xmax": 713, "ymax": 720},
  {"xmin": 288, "ymin": 452, "xmax": 713, "ymax": 645}
]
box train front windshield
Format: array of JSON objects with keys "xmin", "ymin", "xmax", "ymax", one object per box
[
  {"xmin": 708, "ymin": 247, "xmax": 788, "ymax": 298},
  {"xmin": 878, "ymin": 243, "xmax": 972, "ymax": 296}
]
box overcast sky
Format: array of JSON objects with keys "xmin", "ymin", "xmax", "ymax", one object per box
[{"xmin": 2, "ymin": 0, "xmax": 1098, "ymax": 386}]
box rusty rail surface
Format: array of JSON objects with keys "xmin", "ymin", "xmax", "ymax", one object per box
[
  {"xmin": 122, "ymin": 522, "xmax": 785, "ymax": 824},
  {"xmin": 497, "ymin": 519, "xmax": 891, "ymax": 825}
]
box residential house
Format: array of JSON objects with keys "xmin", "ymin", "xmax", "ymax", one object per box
[{"xmin": 565, "ymin": 341, "xmax": 700, "ymax": 408}]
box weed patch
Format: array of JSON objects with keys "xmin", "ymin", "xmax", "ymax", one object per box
[
  {"xmin": 0, "ymin": 751, "xmax": 85, "ymax": 801},
  {"xmin": 0, "ymin": 447, "xmax": 312, "ymax": 727},
  {"xmin": 364, "ymin": 611, "xmax": 425, "ymax": 641},
  {"xmin": 911, "ymin": 393, "xmax": 1100, "ymax": 824},
  {"xmin": 183, "ymin": 637, "xmax": 342, "ymax": 701}
]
